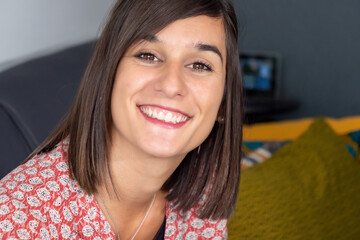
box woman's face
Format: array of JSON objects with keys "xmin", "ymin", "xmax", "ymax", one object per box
[{"xmin": 110, "ymin": 15, "xmax": 226, "ymax": 160}]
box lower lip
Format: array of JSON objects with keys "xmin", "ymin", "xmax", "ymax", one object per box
[{"xmin": 139, "ymin": 109, "xmax": 188, "ymax": 129}]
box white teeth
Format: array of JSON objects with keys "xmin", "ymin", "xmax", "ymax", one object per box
[
  {"xmin": 164, "ymin": 113, "xmax": 172, "ymax": 122},
  {"xmin": 158, "ymin": 112, "xmax": 165, "ymax": 120},
  {"xmin": 171, "ymin": 115, "xmax": 177, "ymax": 124},
  {"xmin": 140, "ymin": 106, "xmax": 188, "ymax": 124}
]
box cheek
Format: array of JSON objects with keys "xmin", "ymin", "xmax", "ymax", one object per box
[
  {"xmin": 114, "ymin": 65, "xmax": 143, "ymax": 92},
  {"xmin": 111, "ymin": 71, "xmax": 153, "ymax": 117},
  {"xmin": 193, "ymin": 80, "xmax": 224, "ymax": 115},
  {"xmin": 192, "ymin": 81, "xmax": 224, "ymax": 139}
]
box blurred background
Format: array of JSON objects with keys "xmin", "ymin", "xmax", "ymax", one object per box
[
  {"xmin": 234, "ymin": 0, "xmax": 360, "ymax": 120},
  {"xmin": 0, "ymin": 0, "xmax": 114, "ymax": 71}
]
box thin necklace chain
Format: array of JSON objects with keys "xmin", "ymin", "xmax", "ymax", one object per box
[{"xmin": 97, "ymin": 192, "xmax": 157, "ymax": 240}]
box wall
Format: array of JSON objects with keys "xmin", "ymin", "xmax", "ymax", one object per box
[
  {"xmin": 0, "ymin": 0, "xmax": 115, "ymax": 71},
  {"xmin": 234, "ymin": 0, "xmax": 360, "ymax": 118}
]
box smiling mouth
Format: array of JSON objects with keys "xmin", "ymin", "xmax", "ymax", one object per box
[{"xmin": 139, "ymin": 105, "xmax": 190, "ymax": 124}]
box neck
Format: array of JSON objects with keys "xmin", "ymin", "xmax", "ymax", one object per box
[
  {"xmin": 95, "ymin": 139, "xmax": 184, "ymax": 229},
  {"xmin": 95, "ymin": 143, "xmax": 175, "ymax": 239},
  {"xmin": 102, "ymin": 139, "xmax": 184, "ymax": 206},
  {"xmin": 96, "ymin": 186, "xmax": 166, "ymax": 240}
]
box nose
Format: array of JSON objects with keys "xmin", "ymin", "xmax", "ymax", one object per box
[{"xmin": 154, "ymin": 63, "xmax": 188, "ymax": 98}]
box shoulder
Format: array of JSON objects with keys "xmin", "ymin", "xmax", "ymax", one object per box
[
  {"xmin": 0, "ymin": 139, "xmax": 70, "ymax": 199},
  {"xmin": 0, "ymin": 139, "xmax": 71, "ymax": 194},
  {"xmin": 0, "ymin": 139, "xmax": 80, "ymax": 238},
  {"xmin": 0, "ymin": 139, "xmax": 115, "ymax": 239},
  {"xmin": 165, "ymin": 202, "xmax": 228, "ymax": 240}
]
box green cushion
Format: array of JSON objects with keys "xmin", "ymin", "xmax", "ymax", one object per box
[{"xmin": 228, "ymin": 118, "xmax": 360, "ymax": 239}]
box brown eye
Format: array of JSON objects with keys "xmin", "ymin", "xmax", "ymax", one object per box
[
  {"xmin": 189, "ymin": 62, "xmax": 213, "ymax": 72},
  {"xmin": 136, "ymin": 52, "xmax": 159, "ymax": 62}
]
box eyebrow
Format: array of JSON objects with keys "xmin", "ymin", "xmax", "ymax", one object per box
[
  {"xmin": 195, "ymin": 43, "xmax": 223, "ymax": 63},
  {"xmin": 140, "ymin": 34, "xmax": 224, "ymax": 63}
]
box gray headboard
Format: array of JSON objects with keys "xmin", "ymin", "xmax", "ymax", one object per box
[{"xmin": 0, "ymin": 41, "xmax": 95, "ymax": 178}]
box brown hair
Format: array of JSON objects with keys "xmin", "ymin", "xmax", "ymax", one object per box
[{"xmin": 27, "ymin": 0, "xmax": 243, "ymax": 220}]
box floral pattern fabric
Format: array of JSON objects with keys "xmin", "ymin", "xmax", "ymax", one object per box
[{"xmin": 0, "ymin": 139, "xmax": 227, "ymax": 239}]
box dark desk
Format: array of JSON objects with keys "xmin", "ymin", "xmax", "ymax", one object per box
[{"xmin": 244, "ymin": 98, "xmax": 299, "ymax": 124}]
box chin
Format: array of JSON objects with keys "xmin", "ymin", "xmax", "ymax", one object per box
[{"xmin": 142, "ymin": 144, "xmax": 190, "ymax": 160}]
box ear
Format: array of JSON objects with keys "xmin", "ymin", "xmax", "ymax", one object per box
[{"xmin": 216, "ymin": 101, "xmax": 225, "ymax": 124}]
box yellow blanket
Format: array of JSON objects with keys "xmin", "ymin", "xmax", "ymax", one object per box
[{"xmin": 243, "ymin": 115, "xmax": 360, "ymax": 141}]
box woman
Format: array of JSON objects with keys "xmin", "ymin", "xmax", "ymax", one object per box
[{"xmin": 0, "ymin": 0, "xmax": 242, "ymax": 239}]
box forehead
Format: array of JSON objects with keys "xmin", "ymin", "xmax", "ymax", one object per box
[
  {"xmin": 131, "ymin": 15, "xmax": 227, "ymax": 61},
  {"xmin": 156, "ymin": 15, "xmax": 226, "ymax": 49}
]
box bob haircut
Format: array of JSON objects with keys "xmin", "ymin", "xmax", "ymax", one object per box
[{"xmin": 27, "ymin": 0, "xmax": 243, "ymax": 220}]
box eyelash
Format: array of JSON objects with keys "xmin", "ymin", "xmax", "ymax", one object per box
[
  {"xmin": 135, "ymin": 52, "xmax": 213, "ymax": 72},
  {"xmin": 135, "ymin": 52, "xmax": 160, "ymax": 63},
  {"xmin": 189, "ymin": 61, "xmax": 213, "ymax": 72}
]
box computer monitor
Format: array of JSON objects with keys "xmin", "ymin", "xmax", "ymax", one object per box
[{"xmin": 240, "ymin": 51, "xmax": 281, "ymax": 99}]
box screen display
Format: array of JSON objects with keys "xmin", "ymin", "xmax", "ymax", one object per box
[
  {"xmin": 241, "ymin": 58, "xmax": 273, "ymax": 91},
  {"xmin": 240, "ymin": 53, "xmax": 279, "ymax": 98}
]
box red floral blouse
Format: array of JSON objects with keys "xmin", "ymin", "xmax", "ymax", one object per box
[{"xmin": 0, "ymin": 139, "xmax": 227, "ymax": 239}]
